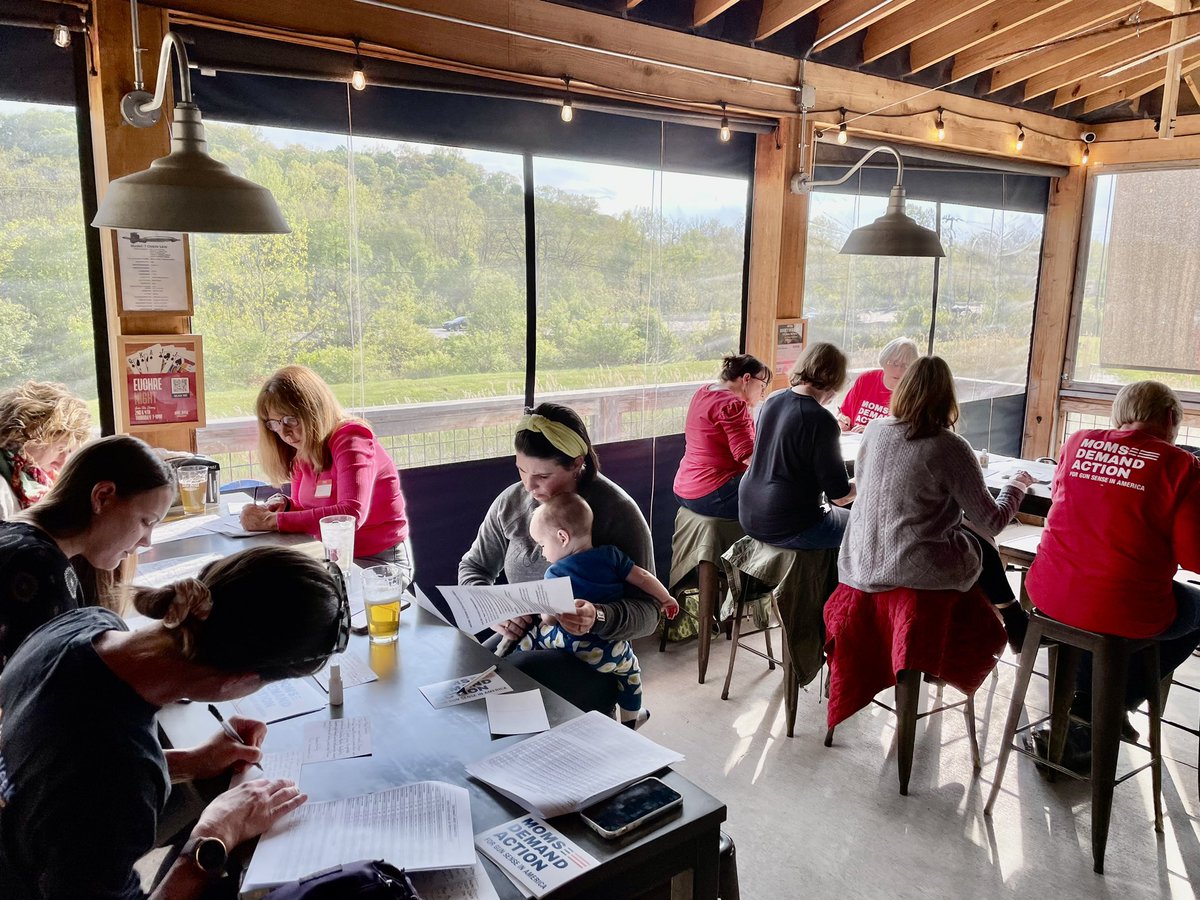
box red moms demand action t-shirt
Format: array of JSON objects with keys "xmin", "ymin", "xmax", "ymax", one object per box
[
  {"xmin": 839, "ymin": 369, "xmax": 892, "ymax": 431},
  {"xmin": 1027, "ymin": 428, "xmax": 1200, "ymax": 638}
]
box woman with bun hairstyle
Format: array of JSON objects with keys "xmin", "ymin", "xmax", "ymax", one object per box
[
  {"xmin": 240, "ymin": 365, "xmax": 412, "ymax": 584},
  {"xmin": 0, "ymin": 546, "xmax": 347, "ymax": 900},
  {"xmin": 0, "ymin": 434, "xmax": 174, "ymax": 672},
  {"xmin": 673, "ymin": 353, "xmax": 771, "ymax": 520}
]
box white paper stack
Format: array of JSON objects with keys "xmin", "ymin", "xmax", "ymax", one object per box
[{"xmin": 466, "ymin": 711, "xmax": 683, "ymax": 819}]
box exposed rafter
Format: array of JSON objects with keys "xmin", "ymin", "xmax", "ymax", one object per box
[
  {"xmin": 987, "ymin": 4, "xmax": 1145, "ymax": 94},
  {"xmin": 756, "ymin": 0, "xmax": 826, "ymax": 41},
  {"xmin": 813, "ymin": 0, "xmax": 917, "ymax": 50},
  {"xmin": 1072, "ymin": 51, "xmax": 1200, "ymax": 113},
  {"xmin": 861, "ymin": 0, "xmax": 982, "ymax": 65},
  {"xmin": 694, "ymin": 0, "xmax": 742, "ymax": 26},
  {"xmin": 954, "ymin": 0, "xmax": 1139, "ymax": 84},
  {"xmin": 908, "ymin": 0, "xmax": 1075, "ymax": 74},
  {"xmin": 1024, "ymin": 19, "xmax": 1199, "ymax": 102}
]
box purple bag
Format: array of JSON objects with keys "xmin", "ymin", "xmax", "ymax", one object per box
[{"xmin": 264, "ymin": 859, "xmax": 421, "ymax": 899}]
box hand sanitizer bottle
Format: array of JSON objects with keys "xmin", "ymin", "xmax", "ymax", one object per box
[
  {"xmin": 328, "ymin": 663, "xmax": 344, "ymax": 707},
  {"xmin": 979, "ymin": 447, "xmax": 990, "ymax": 469}
]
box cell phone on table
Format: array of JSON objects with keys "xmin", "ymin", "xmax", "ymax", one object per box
[{"xmin": 580, "ymin": 777, "xmax": 683, "ymax": 839}]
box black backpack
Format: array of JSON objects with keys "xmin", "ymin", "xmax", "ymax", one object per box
[{"xmin": 265, "ymin": 860, "xmax": 421, "ymax": 899}]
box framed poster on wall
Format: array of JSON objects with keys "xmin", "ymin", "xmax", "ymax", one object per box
[
  {"xmin": 773, "ymin": 318, "xmax": 807, "ymax": 376},
  {"xmin": 114, "ymin": 230, "xmax": 193, "ymax": 316},
  {"xmin": 117, "ymin": 335, "xmax": 205, "ymax": 431}
]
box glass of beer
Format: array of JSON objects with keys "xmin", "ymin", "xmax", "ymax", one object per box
[
  {"xmin": 362, "ymin": 563, "xmax": 402, "ymax": 644},
  {"xmin": 177, "ymin": 466, "xmax": 209, "ymax": 515},
  {"xmin": 319, "ymin": 514, "xmax": 355, "ymax": 576}
]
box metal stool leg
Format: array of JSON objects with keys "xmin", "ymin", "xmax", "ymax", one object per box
[
  {"xmin": 1089, "ymin": 640, "xmax": 1129, "ymax": 875},
  {"xmin": 986, "ymin": 619, "xmax": 1045, "ymax": 816},
  {"xmin": 895, "ymin": 670, "xmax": 921, "ymax": 796},
  {"xmin": 965, "ymin": 692, "xmax": 981, "ymax": 772},
  {"xmin": 1048, "ymin": 645, "xmax": 1082, "ymax": 772},
  {"xmin": 697, "ymin": 561, "xmax": 718, "ymax": 684},
  {"xmin": 721, "ymin": 591, "xmax": 746, "ymax": 701},
  {"xmin": 1140, "ymin": 647, "xmax": 1164, "ymax": 834},
  {"xmin": 762, "ymin": 600, "xmax": 776, "ymax": 672}
]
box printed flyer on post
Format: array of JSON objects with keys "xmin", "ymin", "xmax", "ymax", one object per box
[{"xmin": 475, "ymin": 816, "xmax": 597, "ymax": 898}]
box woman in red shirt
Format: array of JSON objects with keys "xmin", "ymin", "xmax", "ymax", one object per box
[
  {"xmin": 240, "ymin": 366, "xmax": 412, "ymax": 583},
  {"xmin": 1028, "ymin": 380, "xmax": 1200, "ymax": 709},
  {"xmin": 673, "ymin": 354, "xmax": 770, "ymax": 520},
  {"xmin": 838, "ymin": 337, "xmax": 920, "ymax": 433}
]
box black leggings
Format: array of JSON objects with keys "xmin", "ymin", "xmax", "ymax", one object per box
[{"xmin": 959, "ymin": 527, "xmax": 1016, "ymax": 607}]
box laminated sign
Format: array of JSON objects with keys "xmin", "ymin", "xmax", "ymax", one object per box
[{"xmin": 119, "ymin": 335, "xmax": 206, "ymax": 430}]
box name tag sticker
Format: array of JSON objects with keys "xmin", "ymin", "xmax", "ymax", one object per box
[{"xmin": 314, "ymin": 481, "xmax": 333, "ymax": 499}]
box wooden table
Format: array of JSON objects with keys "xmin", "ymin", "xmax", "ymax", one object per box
[{"xmin": 148, "ymin": 530, "xmax": 727, "ymax": 900}]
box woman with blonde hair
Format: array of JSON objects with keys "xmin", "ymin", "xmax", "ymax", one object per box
[
  {"xmin": 0, "ymin": 380, "xmax": 92, "ymax": 518},
  {"xmin": 837, "ymin": 356, "xmax": 1034, "ymax": 651},
  {"xmin": 239, "ymin": 365, "xmax": 412, "ymax": 581},
  {"xmin": 739, "ymin": 342, "xmax": 856, "ymax": 549}
]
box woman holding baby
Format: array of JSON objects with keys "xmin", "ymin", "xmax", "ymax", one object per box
[{"xmin": 458, "ymin": 402, "xmax": 658, "ymax": 713}]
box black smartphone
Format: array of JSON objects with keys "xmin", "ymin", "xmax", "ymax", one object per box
[{"xmin": 579, "ymin": 777, "xmax": 683, "ymax": 839}]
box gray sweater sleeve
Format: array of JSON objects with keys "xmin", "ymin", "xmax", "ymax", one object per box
[
  {"xmin": 457, "ymin": 490, "xmax": 512, "ymax": 586},
  {"xmin": 947, "ymin": 434, "xmax": 1027, "ymax": 536}
]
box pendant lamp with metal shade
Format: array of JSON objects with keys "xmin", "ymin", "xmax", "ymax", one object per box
[
  {"xmin": 92, "ymin": 31, "xmax": 289, "ymax": 234},
  {"xmin": 790, "ymin": 144, "xmax": 944, "ymax": 258}
]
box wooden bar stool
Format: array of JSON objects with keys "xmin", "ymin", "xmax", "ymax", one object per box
[
  {"xmin": 665, "ymin": 507, "xmax": 743, "ymax": 684},
  {"xmin": 985, "ymin": 610, "xmax": 1164, "ymax": 874}
]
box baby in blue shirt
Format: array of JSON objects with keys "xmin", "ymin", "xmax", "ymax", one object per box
[{"xmin": 523, "ymin": 493, "xmax": 678, "ymax": 728}]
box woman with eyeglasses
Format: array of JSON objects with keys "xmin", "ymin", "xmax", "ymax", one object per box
[
  {"xmin": 837, "ymin": 337, "xmax": 920, "ymax": 434},
  {"xmin": 240, "ymin": 366, "xmax": 412, "ymax": 583},
  {"xmin": 673, "ymin": 353, "xmax": 770, "ymax": 520},
  {"xmin": 0, "ymin": 434, "xmax": 174, "ymax": 673},
  {"xmin": 0, "ymin": 546, "xmax": 347, "ymax": 900}
]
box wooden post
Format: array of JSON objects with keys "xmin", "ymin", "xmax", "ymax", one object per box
[
  {"xmin": 745, "ymin": 117, "xmax": 806, "ymax": 386},
  {"xmin": 88, "ymin": 0, "xmax": 195, "ymax": 450},
  {"xmin": 1022, "ymin": 166, "xmax": 1087, "ymax": 459}
]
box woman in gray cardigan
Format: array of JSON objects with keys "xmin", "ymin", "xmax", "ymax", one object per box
[
  {"xmin": 838, "ymin": 356, "xmax": 1035, "ymax": 652},
  {"xmin": 459, "ymin": 402, "xmax": 658, "ymax": 711}
]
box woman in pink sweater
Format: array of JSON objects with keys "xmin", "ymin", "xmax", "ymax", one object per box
[
  {"xmin": 673, "ymin": 354, "xmax": 770, "ymax": 520},
  {"xmin": 240, "ymin": 366, "xmax": 412, "ymax": 583}
]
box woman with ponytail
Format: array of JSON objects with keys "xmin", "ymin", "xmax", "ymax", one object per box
[
  {"xmin": 0, "ymin": 546, "xmax": 347, "ymax": 900},
  {"xmin": 459, "ymin": 402, "xmax": 658, "ymax": 712},
  {"xmin": 0, "ymin": 434, "xmax": 174, "ymax": 672}
]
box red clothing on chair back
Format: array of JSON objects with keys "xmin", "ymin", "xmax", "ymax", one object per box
[{"xmin": 1027, "ymin": 428, "xmax": 1200, "ymax": 638}]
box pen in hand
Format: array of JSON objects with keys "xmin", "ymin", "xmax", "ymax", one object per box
[
  {"xmin": 455, "ymin": 664, "xmax": 498, "ymax": 695},
  {"xmin": 207, "ymin": 704, "xmax": 264, "ymax": 771}
]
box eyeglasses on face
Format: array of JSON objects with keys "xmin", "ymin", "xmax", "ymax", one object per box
[{"xmin": 263, "ymin": 415, "xmax": 300, "ymax": 433}]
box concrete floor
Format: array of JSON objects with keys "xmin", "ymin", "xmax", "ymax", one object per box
[{"xmin": 636, "ymin": 625, "xmax": 1200, "ymax": 900}]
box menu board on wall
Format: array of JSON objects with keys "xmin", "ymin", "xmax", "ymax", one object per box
[
  {"xmin": 118, "ymin": 335, "xmax": 206, "ymax": 431},
  {"xmin": 774, "ymin": 318, "xmax": 807, "ymax": 377},
  {"xmin": 115, "ymin": 229, "xmax": 192, "ymax": 315}
]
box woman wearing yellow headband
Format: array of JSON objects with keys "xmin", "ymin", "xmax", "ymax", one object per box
[{"xmin": 458, "ymin": 402, "xmax": 658, "ymax": 712}]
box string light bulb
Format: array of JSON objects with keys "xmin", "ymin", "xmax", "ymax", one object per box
[
  {"xmin": 53, "ymin": 22, "xmax": 71, "ymax": 48},
  {"xmin": 719, "ymin": 102, "xmax": 731, "ymax": 142},
  {"xmin": 935, "ymin": 108, "xmax": 945, "ymax": 141},
  {"xmin": 351, "ymin": 39, "xmax": 366, "ymax": 91},
  {"xmin": 1015, "ymin": 124, "xmax": 1025, "ymax": 153},
  {"xmin": 837, "ymin": 108, "xmax": 848, "ymax": 145},
  {"xmin": 561, "ymin": 77, "xmax": 573, "ymax": 123}
]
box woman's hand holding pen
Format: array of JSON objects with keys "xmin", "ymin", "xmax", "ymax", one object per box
[{"xmin": 181, "ymin": 715, "xmax": 268, "ymax": 780}]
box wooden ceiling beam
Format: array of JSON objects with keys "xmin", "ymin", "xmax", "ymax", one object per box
[
  {"xmin": 1185, "ymin": 72, "xmax": 1200, "ymax": 106},
  {"xmin": 1024, "ymin": 18, "xmax": 1197, "ymax": 101},
  {"xmin": 694, "ymin": 0, "xmax": 743, "ymax": 27},
  {"xmin": 909, "ymin": 0, "xmax": 1076, "ymax": 74},
  {"xmin": 1079, "ymin": 54, "xmax": 1200, "ymax": 114},
  {"xmin": 861, "ymin": 0, "xmax": 981, "ymax": 64},
  {"xmin": 955, "ymin": 0, "xmax": 1138, "ymax": 85},
  {"xmin": 988, "ymin": 5, "xmax": 1144, "ymax": 94},
  {"xmin": 1159, "ymin": 0, "xmax": 1189, "ymax": 138},
  {"xmin": 812, "ymin": 0, "xmax": 917, "ymax": 50},
  {"xmin": 756, "ymin": 0, "xmax": 827, "ymax": 41}
]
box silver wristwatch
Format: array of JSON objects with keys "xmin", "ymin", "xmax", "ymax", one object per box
[{"xmin": 593, "ymin": 606, "xmax": 607, "ymax": 625}]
